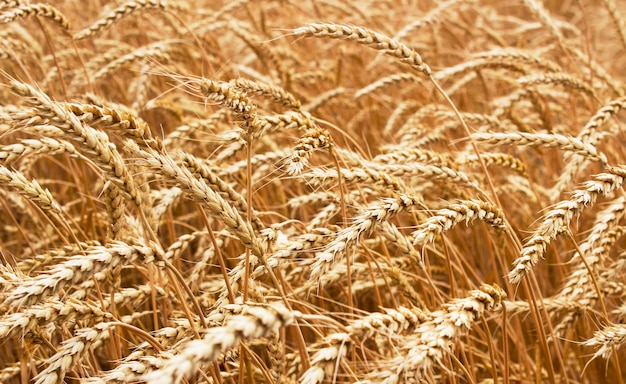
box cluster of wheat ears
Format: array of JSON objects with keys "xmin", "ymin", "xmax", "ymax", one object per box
[{"xmin": 2, "ymin": 0, "xmax": 626, "ymax": 383}]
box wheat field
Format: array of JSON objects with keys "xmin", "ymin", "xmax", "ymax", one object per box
[{"xmin": 1, "ymin": 0, "xmax": 626, "ymax": 383}]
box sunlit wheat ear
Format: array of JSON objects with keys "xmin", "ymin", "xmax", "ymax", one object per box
[
  {"xmin": 474, "ymin": 48, "xmax": 563, "ymax": 73},
  {"xmin": 64, "ymin": 102, "xmax": 160, "ymax": 150},
  {"xmin": 571, "ymin": 196, "xmax": 626, "ymax": 263},
  {"xmin": 0, "ymin": 296, "xmax": 112, "ymax": 339},
  {"xmin": 230, "ymin": 77, "xmax": 301, "ymax": 109},
  {"xmin": 0, "ymin": 2, "xmax": 22, "ymax": 10},
  {"xmin": 199, "ymin": 78, "xmax": 257, "ymax": 119},
  {"xmin": 300, "ymin": 334, "xmax": 349, "ymax": 384},
  {"xmin": 0, "ymin": 3, "xmax": 71, "ymax": 33},
  {"xmin": 140, "ymin": 303, "xmax": 295, "ymax": 384},
  {"xmin": 508, "ymin": 165, "xmax": 626, "ymax": 284},
  {"xmin": 412, "ymin": 199, "xmax": 505, "ymax": 245},
  {"xmin": 74, "ymin": 0, "xmax": 171, "ymax": 40},
  {"xmin": 355, "ymin": 72, "xmax": 420, "ymax": 99},
  {"xmin": 369, "ymin": 284, "xmax": 506, "ymax": 383},
  {"xmin": 457, "ymin": 152, "xmax": 527, "ymax": 176},
  {"xmin": 84, "ymin": 345, "xmax": 164, "ymax": 384},
  {"xmin": 303, "ymin": 166, "xmax": 408, "ymax": 193},
  {"xmin": 246, "ymin": 110, "xmax": 317, "ymax": 144},
  {"xmin": 372, "ymin": 147, "xmax": 454, "ymax": 168},
  {"xmin": 310, "ymin": 194, "xmax": 422, "ymax": 280},
  {"xmin": 287, "ymin": 127, "xmax": 333, "ymax": 175},
  {"xmin": 550, "ymin": 227, "xmax": 626, "ymax": 336},
  {"xmin": 552, "ymin": 198, "xmax": 626, "ymax": 315},
  {"xmin": 585, "ymin": 323, "xmax": 626, "ymax": 361},
  {"xmin": 90, "ymin": 41, "xmax": 180, "ymax": 83},
  {"xmin": 15, "ymin": 240, "xmax": 100, "ymax": 274},
  {"xmin": 196, "ymin": 78, "xmax": 268, "ymax": 141},
  {"xmin": 519, "ymin": 73, "xmax": 598, "ymax": 100},
  {"xmin": 11, "ymin": 81, "xmax": 144, "ymax": 208},
  {"xmin": 131, "ymin": 146, "xmax": 265, "ymax": 258},
  {"xmin": 0, "ymin": 137, "xmax": 77, "ymax": 171},
  {"xmin": 293, "ymin": 23, "xmax": 431, "ymax": 76},
  {"xmin": 433, "ymin": 58, "xmax": 528, "ymax": 82},
  {"xmin": 301, "ymin": 306, "xmax": 431, "ymax": 384},
  {"xmin": 552, "ymin": 96, "xmax": 626, "ymax": 199},
  {"xmin": 179, "ymin": 151, "xmax": 264, "ymax": 231},
  {"xmin": 471, "ymin": 132, "xmax": 608, "ymax": 165},
  {"xmin": 33, "ymin": 322, "xmax": 115, "ymax": 384},
  {"xmin": 0, "ymin": 165, "xmax": 63, "ymax": 214},
  {"xmin": 1, "ymin": 241, "xmax": 156, "ymax": 309}
]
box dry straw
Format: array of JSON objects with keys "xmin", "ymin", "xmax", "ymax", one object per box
[{"xmin": 4, "ymin": 1, "xmax": 626, "ymax": 383}]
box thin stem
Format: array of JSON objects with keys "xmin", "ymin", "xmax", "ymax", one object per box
[{"xmin": 330, "ymin": 146, "xmax": 353, "ymax": 313}]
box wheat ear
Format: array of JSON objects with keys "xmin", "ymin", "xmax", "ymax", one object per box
[
  {"xmin": 301, "ymin": 306, "xmax": 430, "ymax": 384},
  {"xmin": 311, "ymin": 194, "xmax": 422, "ymax": 280},
  {"xmin": 132, "ymin": 146, "xmax": 265, "ymax": 258},
  {"xmin": 33, "ymin": 322, "xmax": 115, "ymax": 384},
  {"xmin": 1, "ymin": 240, "xmax": 156, "ymax": 309},
  {"xmin": 369, "ymin": 284, "xmax": 506, "ymax": 382},
  {"xmin": 140, "ymin": 303, "xmax": 294, "ymax": 384},
  {"xmin": 471, "ymin": 131, "xmax": 608, "ymax": 165},
  {"xmin": 509, "ymin": 165, "xmax": 626, "ymax": 283},
  {"xmin": 413, "ymin": 199, "xmax": 505, "ymax": 245},
  {"xmin": 551, "ymin": 96, "xmax": 626, "ymax": 199},
  {"xmin": 585, "ymin": 323, "xmax": 626, "ymax": 360},
  {"xmin": 74, "ymin": 0, "xmax": 170, "ymax": 40},
  {"xmin": 0, "ymin": 3, "xmax": 70, "ymax": 33},
  {"xmin": 293, "ymin": 23, "xmax": 431, "ymax": 76}
]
